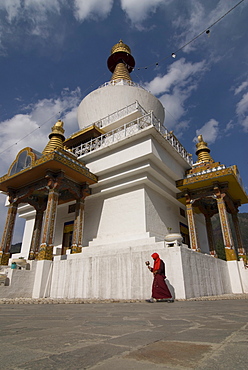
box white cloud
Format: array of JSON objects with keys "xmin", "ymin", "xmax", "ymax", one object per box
[
  {"xmin": 144, "ymin": 58, "xmax": 206, "ymax": 95},
  {"xmin": 0, "ymin": 0, "xmax": 60, "ymax": 22},
  {"xmin": 0, "ymin": 88, "xmax": 81, "ymax": 176},
  {"xmin": 120, "ymin": 0, "xmax": 168, "ymax": 24},
  {"xmin": 236, "ymin": 91, "xmax": 248, "ymax": 132},
  {"xmin": 0, "ymin": 0, "xmax": 62, "ymax": 49},
  {"xmin": 144, "ymin": 58, "xmax": 206, "ymax": 130},
  {"xmin": 73, "ymin": 0, "xmax": 114, "ymax": 21},
  {"xmin": 236, "ymin": 92, "xmax": 248, "ymax": 116},
  {"xmin": 195, "ymin": 119, "xmax": 219, "ymax": 144},
  {"xmin": 0, "ymin": 0, "xmax": 21, "ymax": 22},
  {"xmin": 224, "ymin": 120, "xmax": 234, "ymax": 133},
  {"xmin": 234, "ymin": 81, "xmax": 248, "ymax": 96},
  {"xmin": 171, "ymin": 0, "xmax": 243, "ymax": 54},
  {"xmin": 171, "ymin": 1, "xmax": 207, "ymax": 53},
  {"xmin": 0, "ymin": 0, "xmax": 170, "ymax": 35},
  {"xmin": 0, "ymin": 87, "xmax": 81, "ymax": 244},
  {"xmin": 0, "ymin": 0, "xmax": 115, "ymax": 51},
  {"xmin": 240, "ymin": 116, "xmax": 248, "ymax": 132}
]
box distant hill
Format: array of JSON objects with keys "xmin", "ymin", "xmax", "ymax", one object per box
[{"xmin": 212, "ymin": 212, "xmax": 248, "ymax": 260}]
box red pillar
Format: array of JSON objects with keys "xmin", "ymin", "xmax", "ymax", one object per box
[
  {"xmin": 29, "ymin": 209, "xmax": 45, "ymax": 260},
  {"xmin": 215, "ymin": 190, "xmax": 237, "ymax": 261},
  {"xmin": 38, "ymin": 189, "xmax": 59, "ymax": 260},
  {"xmin": 0, "ymin": 202, "xmax": 18, "ymax": 265},
  {"xmin": 185, "ymin": 195, "xmax": 200, "ymax": 252}
]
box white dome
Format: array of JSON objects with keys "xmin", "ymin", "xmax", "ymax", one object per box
[{"xmin": 77, "ymin": 83, "xmax": 165, "ymax": 130}]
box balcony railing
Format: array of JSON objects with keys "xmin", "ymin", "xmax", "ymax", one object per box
[
  {"xmin": 72, "ymin": 111, "xmax": 193, "ymax": 165},
  {"xmin": 99, "ymin": 79, "xmax": 145, "ymax": 89},
  {"xmin": 95, "ymin": 101, "xmax": 147, "ymax": 130}
]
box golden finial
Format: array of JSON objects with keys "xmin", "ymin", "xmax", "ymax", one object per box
[
  {"xmin": 111, "ymin": 40, "xmax": 132, "ymax": 55},
  {"xmin": 42, "ymin": 120, "xmax": 65, "ymax": 155},
  {"xmin": 195, "ymin": 135, "xmax": 213, "ymax": 163},
  {"xmin": 107, "ymin": 40, "xmax": 135, "ymax": 82}
]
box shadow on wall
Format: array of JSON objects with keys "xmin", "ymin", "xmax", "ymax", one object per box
[
  {"xmin": 166, "ymin": 279, "xmax": 175, "ymax": 299},
  {"xmin": 84, "ymin": 196, "xmax": 104, "ymax": 245}
]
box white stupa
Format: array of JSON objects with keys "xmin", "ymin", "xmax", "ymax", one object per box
[{"xmin": 1, "ymin": 40, "xmax": 247, "ymax": 301}]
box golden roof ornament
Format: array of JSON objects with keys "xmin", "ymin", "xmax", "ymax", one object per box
[
  {"xmin": 111, "ymin": 40, "xmax": 132, "ymax": 55},
  {"xmin": 42, "ymin": 120, "xmax": 65, "ymax": 155},
  {"xmin": 195, "ymin": 135, "xmax": 213, "ymax": 163},
  {"xmin": 107, "ymin": 40, "xmax": 135, "ymax": 82}
]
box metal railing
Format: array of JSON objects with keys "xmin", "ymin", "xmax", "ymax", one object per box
[
  {"xmin": 72, "ymin": 112, "xmax": 193, "ymax": 165},
  {"xmin": 99, "ymin": 79, "xmax": 145, "ymax": 89},
  {"xmin": 94, "ymin": 101, "xmax": 147, "ymax": 130}
]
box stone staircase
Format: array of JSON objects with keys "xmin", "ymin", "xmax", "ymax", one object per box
[{"xmin": 0, "ymin": 263, "xmax": 37, "ymax": 298}]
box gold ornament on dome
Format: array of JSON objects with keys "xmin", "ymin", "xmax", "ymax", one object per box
[
  {"xmin": 111, "ymin": 40, "xmax": 131, "ymax": 55},
  {"xmin": 195, "ymin": 135, "xmax": 213, "ymax": 163},
  {"xmin": 42, "ymin": 120, "xmax": 65, "ymax": 155}
]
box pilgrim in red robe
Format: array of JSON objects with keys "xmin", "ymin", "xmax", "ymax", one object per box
[{"xmin": 150, "ymin": 252, "xmax": 172, "ymax": 300}]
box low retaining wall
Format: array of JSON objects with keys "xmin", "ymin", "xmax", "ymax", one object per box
[
  {"xmin": 1, "ymin": 245, "xmax": 247, "ymax": 299},
  {"xmin": 49, "ymin": 244, "xmax": 233, "ymax": 300}
]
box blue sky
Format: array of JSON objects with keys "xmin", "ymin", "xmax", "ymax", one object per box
[{"xmin": 0, "ymin": 0, "xmax": 247, "ymax": 242}]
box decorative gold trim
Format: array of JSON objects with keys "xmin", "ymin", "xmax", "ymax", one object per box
[
  {"xmin": 186, "ymin": 202, "xmax": 200, "ymax": 251},
  {"xmin": 225, "ymin": 247, "xmax": 237, "ymax": 261},
  {"xmin": 6, "ymin": 147, "xmax": 39, "ymax": 178},
  {"xmin": 35, "ymin": 151, "xmax": 98, "ymax": 182},
  {"xmin": 111, "ymin": 63, "xmax": 131, "ymax": 81},
  {"xmin": 64, "ymin": 125, "xmax": 104, "ymax": 142},
  {"xmin": 0, "ymin": 252, "xmax": 10, "ymax": 265},
  {"xmin": 71, "ymin": 246, "xmax": 82, "ymax": 254},
  {"xmin": 37, "ymin": 244, "xmax": 53, "ymax": 260},
  {"xmin": 111, "ymin": 40, "xmax": 131, "ymax": 55},
  {"xmin": 180, "ymin": 168, "xmax": 233, "ymax": 186}
]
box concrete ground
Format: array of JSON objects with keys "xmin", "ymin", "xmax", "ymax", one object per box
[{"xmin": 0, "ymin": 296, "xmax": 248, "ymax": 370}]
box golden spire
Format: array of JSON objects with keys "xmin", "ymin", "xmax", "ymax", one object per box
[
  {"xmin": 111, "ymin": 62, "xmax": 132, "ymax": 81},
  {"xmin": 42, "ymin": 120, "xmax": 65, "ymax": 155},
  {"xmin": 195, "ymin": 135, "xmax": 214, "ymax": 163},
  {"xmin": 107, "ymin": 40, "xmax": 135, "ymax": 82}
]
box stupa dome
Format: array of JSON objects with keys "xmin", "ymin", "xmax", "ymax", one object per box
[{"xmin": 77, "ymin": 41, "xmax": 165, "ymax": 130}]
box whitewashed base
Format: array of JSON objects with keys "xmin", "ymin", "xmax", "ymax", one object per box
[
  {"xmin": 49, "ymin": 243, "xmax": 235, "ymax": 300},
  {"xmin": 2, "ymin": 244, "xmax": 247, "ymax": 300}
]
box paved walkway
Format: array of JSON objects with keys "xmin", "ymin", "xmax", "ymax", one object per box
[{"xmin": 0, "ymin": 296, "xmax": 247, "ymax": 369}]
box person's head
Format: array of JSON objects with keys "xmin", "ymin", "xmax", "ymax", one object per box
[{"xmin": 151, "ymin": 252, "xmax": 159, "ymax": 260}]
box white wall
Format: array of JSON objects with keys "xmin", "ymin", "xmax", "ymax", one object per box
[
  {"xmin": 85, "ymin": 187, "xmax": 148, "ymax": 247},
  {"xmin": 82, "ymin": 133, "xmax": 190, "ymax": 248},
  {"xmin": 194, "ymin": 213, "xmax": 210, "ymax": 254},
  {"xmin": 49, "ymin": 244, "xmax": 233, "ymax": 300},
  {"xmin": 50, "ymin": 243, "xmax": 155, "ymax": 300},
  {"xmin": 238, "ymin": 261, "xmax": 248, "ymax": 293},
  {"xmin": 144, "ymin": 186, "xmax": 182, "ymax": 240},
  {"xmin": 14, "ymin": 217, "xmax": 35, "ymax": 259},
  {"xmin": 178, "ymin": 247, "xmax": 231, "ymax": 298}
]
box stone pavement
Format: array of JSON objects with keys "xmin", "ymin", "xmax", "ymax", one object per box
[{"xmin": 0, "ymin": 295, "xmax": 248, "ymax": 370}]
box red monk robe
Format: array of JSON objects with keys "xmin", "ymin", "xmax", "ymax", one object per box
[{"xmin": 150, "ymin": 253, "xmax": 172, "ymax": 300}]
